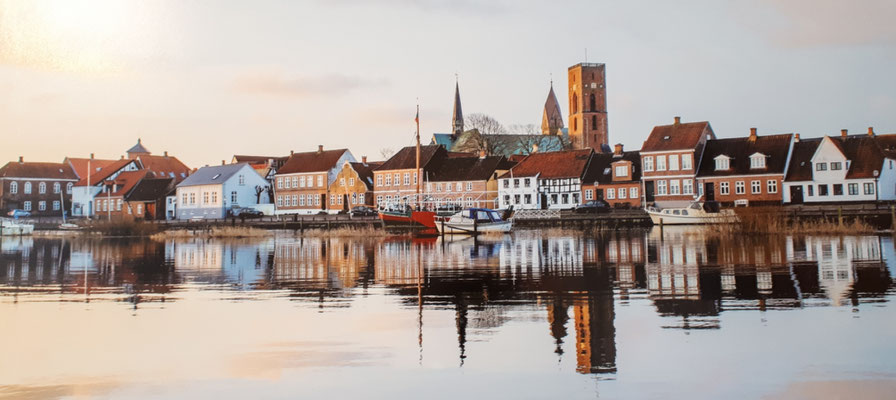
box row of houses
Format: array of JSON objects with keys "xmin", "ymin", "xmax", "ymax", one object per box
[{"xmin": 2, "ymin": 119, "xmax": 894, "ymax": 220}]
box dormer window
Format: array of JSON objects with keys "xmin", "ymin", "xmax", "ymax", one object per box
[
  {"xmin": 714, "ymin": 155, "xmax": 731, "ymax": 171},
  {"xmin": 749, "ymin": 153, "xmax": 767, "ymax": 169},
  {"xmin": 614, "ymin": 165, "xmax": 629, "ymax": 177}
]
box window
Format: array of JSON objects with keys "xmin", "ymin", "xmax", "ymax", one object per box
[
  {"xmin": 681, "ymin": 154, "xmax": 692, "ymax": 170},
  {"xmin": 607, "ymin": 188, "xmax": 615, "ymax": 199},
  {"xmin": 351, "ymin": 193, "xmax": 357, "ymax": 204},
  {"xmin": 39, "ymin": 182, "xmax": 46, "ymax": 194},
  {"xmin": 182, "ymin": 193, "xmax": 188, "ymax": 204},
  {"xmin": 669, "ymin": 180, "xmax": 680, "ymax": 195},
  {"xmin": 24, "ymin": 201, "xmax": 31, "ymax": 211},
  {"xmin": 807, "ymin": 185, "xmax": 814, "ymax": 196},
  {"xmin": 38, "ymin": 201, "xmax": 46, "ymax": 211},
  {"xmin": 9, "ymin": 181, "xmax": 16, "ymax": 194},
  {"xmin": 445, "ymin": 182, "xmax": 452, "ymax": 192},
  {"xmin": 768, "ymin": 180, "xmax": 778, "ymax": 194},
  {"xmin": 657, "ymin": 180, "xmax": 667, "ymax": 195},
  {"xmin": 466, "ymin": 182, "xmax": 472, "ymax": 191},
  {"xmin": 52, "ymin": 200, "xmax": 60, "ymax": 210},
  {"xmin": 211, "ymin": 192, "xmax": 218, "ymax": 204},
  {"xmin": 330, "ymin": 195, "xmax": 336, "ymax": 205},
  {"xmin": 376, "ymin": 175, "xmax": 383, "ymax": 187},
  {"xmin": 618, "ymin": 187, "xmax": 627, "ymax": 199},
  {"xmin": 503, "ymin": 195, "xmax": 510, "ymax": 205},
  {"xmin": 585, "ymin": 189, "xmax": 593, "ymax": 200},
  {"xmin": 277, "ymin": 178, "xmax": 283, "ymax": 189},
  {"xmin": 393, "ymin": 173, "xmax": 399, "ymax": 186},
  {"xmin": 503, "ymin": 180, "xmax": 509, "ymax": 188},
  {"xmin": 403, "ymin": 173, "xmax": 410, "ymax": 186},
  {"xmin": 318, "ymin": 175, "xmax": 323, "ymax": 187},
  {"xmin": 816, "ymin": 163, "xmax": 827, "ymax": 171},
  {"xmin": 315, "ymin": 195, "xmax": 321, "ymax": 206},
  {"xmin": 523, "ymin": 179, "xmax": 531, "ymax": 188},
  {"xmin": 24, "ymin": 182, "xmax": 31, "ymax": 194},
  {"xmin": 818, "ymin": 184, "xmax": 828, "ymax": 196},
  {"xmin": 630, "ymin": 187, "xmax": 638, "ymax": 199},
  {"xmin": 735, "ymin": 181, "xmax": 745, "ymax": 194},
  {"xmin": 524, "ymin": 194, "xmax": 532, "ymax": 204},
  {"xmin": 750, "ymin": 154, "xmax": 766, "ymax": 169},
  {"xmin": 202, "ymin": 192, "xmax": 209, "ymax": 204},
  {"xmin": 376, "ymin": 195, "xmax": 383, "ymax": 204},
  {"xmin": 561, "ymin": 194, "xmax": 569, "ymax": 204},
  {"xmin": 668, "ymin": 154, "xmax": 679, "ymax": 171},
  {"xmin": 340, "ymin": 178, "xmax": 346, "ymax": 187},
  {"xmin": 239, "ymin": 174, "xmax": 245, "ymax": 185},
  {"xmin": 277, "ymin": 196, "xmax": 283, "ymax": 207},
  {"xmin": 385, "ymin": 174, "xmax": 392, "ymax": 186},
  {"xmin": 300, "ymin": 176, "xmax": 306, "ymax": 188},
  {"xmin": 683, "ymin": 179, "xmax": 693, "ymax": 195},
  {"xmin": 751, "ymin": 180, "xmax": 761, "ymax": 194},
  {"xmin": 53, "ymin": 182, "xmax": 61, "ymax": 193},
  {"xmin": 299, "ymin": 195, "xmax": 305, "ymax": 206},
  {"xmin": 231, "ymin": 191, "xmax": 238, "ymax": 203},
  {"xmin": 720, "ymin": 182, "xmax": 730, "ymax": 195},
  {"xmin": 293, "ymin": 176, "xmax": 298, "ymax": 188},
  {"xmin": 848, "ymin": 183, "xmax": 858, "ymax": 195},
  {"xmin": 831, "ymin": 162, "xmax": 842, "ymax": 171},
  {"xmin": 615, "ymin": 165, "xmax": 628, "ymax": 177},
  {"xmin": 833, "ymin": 184, "xmax": 843, "ymax": 196},
  {"xmin": 349, "ymin": 178, "xmax": 354, "ymax": 187},
  {"xmin": 656, "ymin": 156, "xmax": 666, "ymax": 171},
  {"xmin": 66, "ymin": 183, "xmax": 73, "ymax": 194},
  {"xmin": 514, "ymin": 194, "xmax": 521, "ymax": 204},
  {"xmin": 644, "ymin": 156, "xmax": 654, "ymax": 172},
  {"xmin": 513, "ymin": 179, "xmax": 520, "ymax": 188},
  {"xmin": 190, "ymin": 193, "xmax": 196, "ymax": 204},
  {"xmin": 865, "ymin": 182, "xmax": 875, "ymax": 195},
  {"xmin": 715, "ymin": 156, "xmax": 730, "ymax": 171},
  {"xmin": 413, "ymin": 172, "xmax": 418, "ymax": 185}
]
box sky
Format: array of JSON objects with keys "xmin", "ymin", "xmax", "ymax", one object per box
[{"xmin": 1, "ymin": 0, "xmax": 895, "ymax": 168}]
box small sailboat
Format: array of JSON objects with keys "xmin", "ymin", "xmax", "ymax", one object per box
[
  {"xmin": 435, "ymin": 208, "xmax": 512, "ymax": 235},
  {"xmin": 57, "ymin": 189, "xmax": 81, "ymax": 230},
  {"xmin": 645, "ymin": 201, "xmax": 737, "ymax": 225}
]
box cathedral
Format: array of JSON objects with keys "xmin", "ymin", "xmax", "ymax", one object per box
[{"xmin": 431, "ymin": 62, "xmax": 610, "ymax": 155}]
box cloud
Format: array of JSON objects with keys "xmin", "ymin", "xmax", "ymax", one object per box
[
  {"xmin": 233, "ymin": 72, "xmax": 388, "ymax": 97},
  {"xmin": 755, "ymin": 0, "xmax": 896, "ymax": 47},
  {"xmin": 320, "ymin": 0, "xmax": 509, "ymax": 14}
]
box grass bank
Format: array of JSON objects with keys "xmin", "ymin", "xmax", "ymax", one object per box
[
  {"xmin": 704, "ymin": 206, "xmax": 874, "ymax": 236},
  {"xmin": 84, "ymin": 220, "xmax": 162, "ymax": 237}
]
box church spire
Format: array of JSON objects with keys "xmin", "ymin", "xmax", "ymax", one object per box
[
  {"xmin": 451, "ymin": 77, "xmax": 464, "ymax": 137},
  {"xmin": 541, "ymin": 82, "xmax": 564, "ymax": 135}
]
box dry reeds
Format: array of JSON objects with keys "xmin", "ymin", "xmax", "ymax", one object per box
[
  {"xmin": 704, "ymin": 206, "xmax": 874, "ymax": 236},
  {"xmin": 150, "ymin": 226, "xmax": 271, "ymax": 240},
  {"xmin": 84, "ymin": 220, "xmax": 161, "ymax": 237},
  {"xmin": 297, "ymin": 226, "xmax": 390, "ymax": 237}
]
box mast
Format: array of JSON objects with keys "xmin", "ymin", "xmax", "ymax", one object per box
[{"xmin": 415, "ymin": 103, "xmax": 421, "ymax": 204}]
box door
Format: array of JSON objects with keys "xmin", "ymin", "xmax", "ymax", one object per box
[
  {"xmin": 644, "ymin": 181, "xmax": 655, "ymax": 203},
  {"xmin": 343, "ymin": 194, "xmax": 349, "ymax": 212},
  {"xmin": 321, "ymin": 194, "xmax": 327, "ymax": 210},
  {"xmin": 705, "ymin": 182, "xmax": 715, "ymax": 202},
  {"xmin": 540, "ymin": 193, "xmax": 548, "ymax": 210},
  {"xmin": 790, "ymin": 185, "xmax": 803, "ymax": 204},
  {"xmin": 596, "ymin": 188, "xmax": 604, "ymax": 200}
]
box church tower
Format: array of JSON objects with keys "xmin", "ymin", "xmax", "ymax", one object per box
[
  {"xmin": 541, "ymin": 82, "xmax": 565, "ymax": 135},
  {"xmin": 568, "ymin": 63, "xmax": 608, "ymax": 152},
  {"xmin": 451, "ymin": 81, "xmax": 464, "ymax": 137}
]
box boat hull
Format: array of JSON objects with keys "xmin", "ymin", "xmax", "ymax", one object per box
[
  {"xmin": 380, "ymin": 211, "xmax": 436, "ymax": 229},
  {"xmin": 435, "ymin": 220, "xmax": 512, "ymax": 235},
  {"xmin": 646, "ymin": 210, "xmax": 736, "ymax": 225}
]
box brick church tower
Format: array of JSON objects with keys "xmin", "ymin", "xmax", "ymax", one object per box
[{"xmin": 567, "ymin": 63, "xmax": 608, "ymax": 152}]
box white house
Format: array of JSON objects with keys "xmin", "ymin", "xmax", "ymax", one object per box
[
  {"xmin": 783, "ymin": 132, "xmax": 896, "ymax": 203},
  {"xmin": 175, "ymin": 163, "xmax": 271, "ymax": 220},
  {"xmin": 70, "ymin": 159, "xmax": 141, "ymax": 217},
  {"xmin": 497, "ymin": 149, "xmax": 593, "ymax": 210}
]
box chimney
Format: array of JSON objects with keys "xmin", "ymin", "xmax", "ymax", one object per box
[
  {"xmin": 841, "ymin": 129, "xmax": 848, "ymax": 138},
  {"xmin": 120, "ymin": 155, "xmax": 124, "ymax": 160},
  {"xmin": 290, "ymin": 150, "xmax": 294, "ymax": 156},
  {"xmin": 221, "ymin": 160, "xmax": 225, "ymax": 165},
  {"xmin": 18, "ymin": 156, "xmax": 23, "ymax": 163},
  {"xmin": 318, "ymin": 145, "xmax": 324, "ymax": 154},
  {"xmin": 794, "ymin": 133, "xmax": 800, "ymax": 142},
  {"xmin": 674, "ymin": 116, "xmax": 681, "ymax": 126},
  {"xmin": 532, "ymin": 143, "xmax": 539, "ymax": 153},
  {"xmin": 613, "ymin": 143, "xmax": 623, "ymax": 156},
  {"xmin": 362, "ymin": 156, "xmax": 367, "ymax": 164},
  {"xmin": 868, "ymin": 126, "xmax": 875, "ymax": 136},
  {"xmin": 164, "ymin": 151, "xmax": 168, "ymax": 157},
  {"xmin": 479, "ymin": 149, "xmax": 487, "ymax": 159},
  {"xmin": 749, "ymin": 127, "xmax": 758, "ymax": 141},
  {"xmin": 90, "ymin": 153, "xmax": 94, "ymax": 159}
]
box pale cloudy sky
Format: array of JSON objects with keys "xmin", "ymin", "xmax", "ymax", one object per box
[{"xmin": 1, "ymin": 0, "xmax": 894, "ymax": 168}]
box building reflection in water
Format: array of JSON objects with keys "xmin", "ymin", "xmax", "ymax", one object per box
[{"xmin": 1, "ymin": 228, "xmax": 893, "ymax": 377}]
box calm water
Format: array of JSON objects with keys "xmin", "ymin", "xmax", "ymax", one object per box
[{"xmin": 1, "ymin": 228, "xmax": 895, "ymax": 399}]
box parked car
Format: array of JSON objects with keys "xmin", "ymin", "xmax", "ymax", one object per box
[
  {"xmin": 350, "ymin": 206, "xmax": 377, "ymax": 217},
  {"xmin": 233, "ymin": 208, "xmax": 264, "ymax": 219},
  {"xmin": 7, "ymin": 209, "xmax": 30, "ymax": 218},
  {"xmin": 574, "ymin": 199, "xmax": 611, "ymax": 214}
]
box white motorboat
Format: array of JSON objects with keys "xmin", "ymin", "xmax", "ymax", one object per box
[
  {"xmin": 435, "ymin": 208, "xmax": 512, "ymax": 235},
  {"xmin": 0, "ymin": 218, "xmax": 35, "ymax": 236},
  {"xmin": 646, "ymin": 202, "xmax": 737, "ymax": 225}
]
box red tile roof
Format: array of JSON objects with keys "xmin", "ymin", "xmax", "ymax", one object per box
[
  {"xmin": 65, "ymin": 157, "xmax": 119, "ymax": 179},
  {"xmin": 500, "ymin": 149, "xmax": 593, "ymax": 179},
  {"xmin": 75, "ymin": 159, "xmax": 137, "ymax": 186},
  {"xmin": 136, "ymin": 155, "xmax": 191, "ymax": 181},
  {"xmin": 0, "ymin": 161, "xmax": 78, "ymax": 180},
  {"xmin": 642, "ymin": 121, "xmax": 714, "ymax": 152},
  {"xmin": 697, "ymin": 133, "xmax": 793, "ymax": 178},
  {"xmin": 278, "ymin": 148, "xmax": 351, "ymax": 175},
  {"xmin": 107, "ymin": 170, "xmax": 149, "ymax": 197},
  {"xmin": 785, "ymin": 135, "xmax": 894, "ymax": 181}
]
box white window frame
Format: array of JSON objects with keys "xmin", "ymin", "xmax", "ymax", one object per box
[
  {"xmin": 629, "ymin": 187, "xmax": 638, "ymax": 199},
  {"xmin": 669, "ymin": 179, "xmax": 680, "ymax": 195},
  {"xmin": 681, "ymin": 154, "xmax": 692, "ymax": 170},
  {"xmin": 768, "ymin": 180, "xmax": 778, "ymax": 194},
  {"xmin": 656, "ymin": 155, "xmax": 667, "ymax": 171},
  {"xmin": 644, "ymin": 157, "xmax": 654, "ymax": 172},
  {"xmin": 657, "ymin": 180, "xmax": 667, "ymax": 195},
  {"xmin": 750, "ymin": 153, "xmax": 766, "ymax": 169},
  {"xmin": 751, "ymin": 180, "xmax": 761, "ymax": 194},
  {"xmin": 720, "ymin": 182, "xmax": 730, "ymax": 195},
  {"xmin": 606, "ymin": 188, "xmax": 615, "ymax": 199},
  {"xmin": 735, "ymin": 181, "xmax": 745, "ymax": 195},
  {"xmin": 683, "ymin": 179, "xmax": 693, "ymax": 195},
  {"xmin": 668, "ymin": 154, "xmax": 679, "ymax": 171}
]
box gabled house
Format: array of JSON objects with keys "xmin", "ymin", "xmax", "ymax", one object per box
[
  {"xmin": 71, "ymin": 158, "xmax": 141, "ymax": 217},
  {"xmin": 0, "ymin": 157, "xmax": 79, "ymax": 216},
  {"xmin": 328, "ymin": 157, "xmax": 382, "ymax": 212},
  {"xmin": 581, "ymin": 144, "xmax": 641, "ymax": 208},
  {"xmin": 232, "ymin": 154, "xmax": 289, "ymax": 192},
  {"xmin": 783, "ymin": 128, "xmax": 896, "ymax": 203},
  {"xmin": 373, "ymin": 144, "xmax": 446, "ymax": 208},
  {"xmin": 497, "ymin": 149, "xmax": 593, "ymax": 210},
  {"xmin": 93, "ymin": 170, "xmax": 151, "ymax": 220},
  {"xmin": 424, "ymin": 152, "xmax": 512, "ymax": 209},
  {"xmin": 124, "ymin": 178, "xmax": 175, "ymax": 220},
  {"xmin": 273, "ymin": 146, "xmax": 355, "ymax": 215},
  {"xmin": 696, "ymin": 129, "xmax": 794, "ymax": 206},
  {"xmin": 176, "ymin": 163, "xmax": 270, "ymax": 220},
  {"xmin": 640, "ymin": 117, "xmax": 715, "ymax": 207}
]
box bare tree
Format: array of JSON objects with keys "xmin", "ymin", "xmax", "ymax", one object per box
[
  {"xmin": 465, "ymin": 113, "xmax": 507, "ymax": 136},
  {"xmin": 379, "ymin": 147, "xmax": 396, "ymax": 160},
  {"xmin": 507, "ymin": 123, "xmax": 539, "ymax": 135}
]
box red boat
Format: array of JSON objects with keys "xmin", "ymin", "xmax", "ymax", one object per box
[{"xmin": 379, "ymin": 207, "xmax": 436, "ymax": 228}]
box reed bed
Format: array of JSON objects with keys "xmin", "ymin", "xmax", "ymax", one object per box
[
  {"xmin": 84, "ymin": 220, "xmax": 162, "ymax": 237},
  {"xmin": 703, "ymin": 206, "xmax": 874, "ymax": 236}
]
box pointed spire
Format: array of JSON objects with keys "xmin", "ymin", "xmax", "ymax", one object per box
[
  {"xmin": 451, "ymin": 78, "xmax": 464, "ymax": 137},
  {"xmin": 542, "ymin": 82, "xmax": 564, "ymax": 135}
]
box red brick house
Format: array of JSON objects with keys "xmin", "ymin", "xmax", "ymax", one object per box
[
  {"xmin": 274, "ymin": 146, "xmax": 355, "ymax": 215},
  {"xmin": 696, "ymin": 129, "xmax": 793, "ymax": 206},
  {"xmin": 328, "ymin": 157, "xmax": 382, "ymax": 212},
  {"xmin": 424, "ymin": 153, "xmax": 511, "ymax": 209},
  {"xmin": 92, "ymin": 170, "xmax": 149, "ymax": 220},
  {"xmin": 373, "ymin": 145, "xmax": 446, "ymax": 208},
  {"xmin": 0, "ymin": 157, "xmax": 79, "ymax": 217},
  {"xmin": 581, "ymin": 144, "xmax": 641, "ymax": 208},
  {"xmin": 640, "ymin": 117, "xmax": 715, "ymax": 207}
]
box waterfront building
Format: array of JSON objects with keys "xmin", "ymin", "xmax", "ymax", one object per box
[
  {"xmin": 640, "ymin": 117, "xmax": 715, "ymax": 207},
  {"xmin": 328, "ymin": 157, "xmax": 381, "ymax": 212},
  {"xmin": 497, "ymin": 149, "xmax": 593, "ymax": 210},
  {"xmin": 580, "ymin": 144, "xmax": 641, "ymax": 208},
  {"xmin": 783, "ymin": 129, "xmax": 896, "ymax": 204},
  {"xmin": 273, "ymin": 146, "xmax": 355, "ymax": 215},
  {"xmin": 93, "ymin": 170, "xmax": 151, "ymax": 220},
  {"xmin": 71, "ymin": 158, "xmax": 140, "ymax": 217},
  {"xmin": 175, "ymin": 163, "xmax": 270, "ymax": 220},
  {"xmin": 0, "ymin": 157, "xmax": 79, "ymax": 217},
  {"xmin": 423, "ymin": 152, "xmax": 511, "ymax": 209},
  {"xmin": 695, "ymin": 129, "xmax": 794, "ymax": 206},
  {"xmin": 373, "ymin": 144, "xmax": 446, "ymax": 208},
  {"xmin": 231, "ymin": 154, "xmax": 289, "ymax": 190}
]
